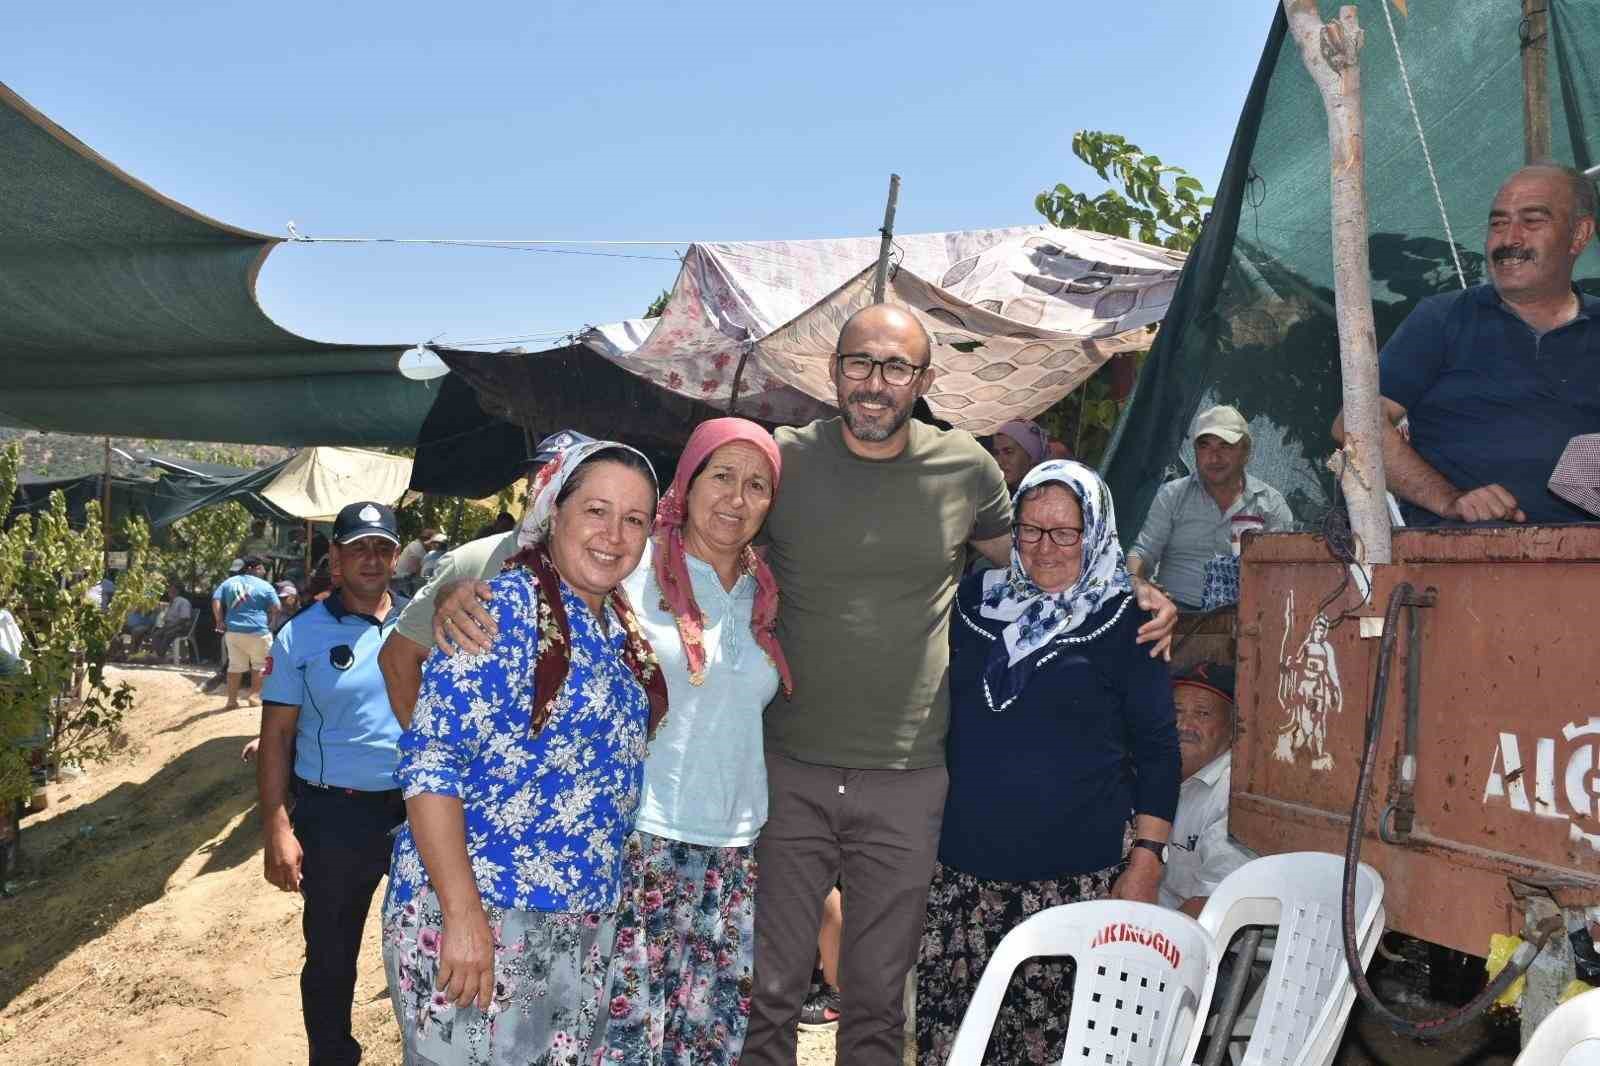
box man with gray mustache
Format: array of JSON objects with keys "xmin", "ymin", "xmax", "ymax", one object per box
[{"xmin": 1332, "ymin": 163, "xmax": 1600, "ymax": 525}]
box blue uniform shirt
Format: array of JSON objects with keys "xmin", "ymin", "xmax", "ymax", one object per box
[
  {"xmin": 262, "ymin": 592, "xmax": 407, "ymax": 792},
  {"xmin": 213, "ymin": 574, "xmax": 280, "ymax": 634},
  {"xmin": 1379, "ymin": 283, "xmax": 1600, "ymax": 525}
]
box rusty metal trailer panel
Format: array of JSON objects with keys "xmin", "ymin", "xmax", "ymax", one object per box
[{"xmin": 1233, "ymin": 526, "xmax": 1600, "ymax": 955}]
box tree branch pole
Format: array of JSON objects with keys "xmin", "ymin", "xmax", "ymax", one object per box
[
  {"xmin": 1282, "ymin": 1, "xmax": 1391, "ymax": 565},
  {"xmin": 1520, "ymin": 0, "xmax": 1550, "ymax": 163},
  {"xmin": 872, "ymin": 173, "xmax": 902, "ymax": 303}
]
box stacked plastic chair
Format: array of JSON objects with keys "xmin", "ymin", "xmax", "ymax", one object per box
[
  {"xmin": 944, "ymin": 898, "xmax": 1218, "ymax": 1066},
  {"xmin": 1195, "ymin": 852, "xmax": 1386, "ymax": 1066}
]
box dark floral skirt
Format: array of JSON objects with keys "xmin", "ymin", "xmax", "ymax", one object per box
[
  {"xmin": 587, "ymin": 831, "xmax": 757, "ymax": 1066},
  {"xmin": 915, "ymin": 860, "xmax": 1122, "ymax": 1066}
]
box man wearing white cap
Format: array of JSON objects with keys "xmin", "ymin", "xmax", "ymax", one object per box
[{"xmin": 1129, "ymin": 405, "xmax": 1294, "ymax": 609}]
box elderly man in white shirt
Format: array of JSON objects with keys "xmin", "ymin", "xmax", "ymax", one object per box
[{"xmin": 1160, "ymin": 661, "xmax": 1256, "ymax": 916}]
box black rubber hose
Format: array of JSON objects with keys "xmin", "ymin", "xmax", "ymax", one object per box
[{"xmin": 1341, "ymin": 583, "xmax": 1558, "ymax": 1038}]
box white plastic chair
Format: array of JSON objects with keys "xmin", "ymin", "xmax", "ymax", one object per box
[
  {"xmin": 1514, "ymin": 988, "xmax": 1600, "ymax": 1065},
  {"xmin": 170, "ymin": 607, "xmax": 201, "ymax": 665},
  {"xmin": 1195, "ymin": 852, "xmax": 1385, "ymax": 1066},
  {"xmin": 945, "ymin": 899, "xmax": 1218, "ymax": 1066}
]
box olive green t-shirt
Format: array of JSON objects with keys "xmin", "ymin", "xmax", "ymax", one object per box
[{"xmin": 762, "ymin": 418, "xmax": 1011, "ymax": 770}]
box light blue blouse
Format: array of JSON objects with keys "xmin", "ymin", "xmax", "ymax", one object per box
[{"xmin": 622, "ymin": 543, "xmax": 779, "ymax": 847}]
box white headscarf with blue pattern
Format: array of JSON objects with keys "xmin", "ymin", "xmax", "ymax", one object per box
[{"xmin": 978, "ymin": 460, "xmax": 1133, "ymax": 673}]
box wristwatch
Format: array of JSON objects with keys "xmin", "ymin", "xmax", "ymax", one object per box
[{"xmin": 1132, "ymin": 838, "xmax": 1170, "ymax": 864}]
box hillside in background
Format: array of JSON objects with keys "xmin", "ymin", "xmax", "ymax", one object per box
[{"xmin": 0, "ymin": 429, "xmax": 290, "ymax": 481}]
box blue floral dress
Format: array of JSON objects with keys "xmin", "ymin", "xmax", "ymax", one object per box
[{"xmin": 382, "ymin": 568, "xmax": 651, "ymax": 1066}]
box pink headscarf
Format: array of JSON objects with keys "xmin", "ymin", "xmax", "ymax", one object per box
[
  {"xmin": 995, "ymin": 418, "xmax": 1049, "ymax": 466},
  {"xmin": 653, "ymin": 418, "xmax": 793, "ymax": 696}
]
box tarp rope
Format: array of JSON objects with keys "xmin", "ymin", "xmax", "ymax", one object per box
[
  {"xmin": 1380, "ymin": 0, "xmax": 1468, "ymax": 290},
  {"xmin": 283, "ymin": 223, "xmax": 683, "ymax": 262}
]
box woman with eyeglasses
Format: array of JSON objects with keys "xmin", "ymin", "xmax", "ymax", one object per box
[{"xmin": 915, "ymin": 460, "xmax": 1180, "ymax": 1066}]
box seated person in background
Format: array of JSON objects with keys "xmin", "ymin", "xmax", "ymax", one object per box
[
  {"xmin": 1128, "ymin": 405, "xmax": 1294, "ymax": 609},
  {"xmin": 391, "ymin": 526, "xmax": 435, "ymax": 585},
  {"xmin": 149, "ymin": 581, "xmax": 195, "ymax": 658},
  {"xmin": 417, "ymin": 532, "xmax": 449, "ymax": 582},
  {"xmin": 1332, "ymin": 163, "xmax": 1599, "ymax": 525},
  {"xmin": 1160, "ymin": 661, "xmax": 1256, "ymax": 917},
  {"xmin": 121, "ymin": 606, "xmax": 158, "ymax": 654}
]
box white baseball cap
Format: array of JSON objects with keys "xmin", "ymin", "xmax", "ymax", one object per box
[
  {"xmin": 1190, "ymin": 404, "xmax": 1250, "ymax": 446},
  {"xmin": 228, "ymin": 558, "xmax": 245, "ymax": 573}
]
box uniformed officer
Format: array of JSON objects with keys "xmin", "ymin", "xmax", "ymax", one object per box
[{"xmin": 257, "ymin": 500, "xmax": 406, "ymax": 1066}]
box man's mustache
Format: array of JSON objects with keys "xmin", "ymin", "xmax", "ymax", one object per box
[
  {"xmin": 1492, "ymin": 245, "xmax": 1535, "ymax": 264},
  {"xmin": 848, "ymin": 390, "xmax": 896, "ymax": 410},
  {"xmin": 1177, "ymin": 729, "xmax": 1204, "ymax": 745}
]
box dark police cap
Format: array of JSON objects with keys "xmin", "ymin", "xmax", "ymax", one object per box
[{"xmin": 332, "ymin": 502, "xmax": 400, "ymax": 546}]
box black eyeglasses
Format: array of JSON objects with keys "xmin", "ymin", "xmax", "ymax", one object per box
[
  {"xmin": 1014, "ymin": 523, "xmax": 1084, "ymax": 547},
  {"xmin": 835, "ymin": 353, "xmax": 929, "ymax": 387}
]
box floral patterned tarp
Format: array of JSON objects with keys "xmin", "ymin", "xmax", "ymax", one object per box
[{"xmin": 582, "ymin": 226, "xmax": 1185, "ymax": 433}]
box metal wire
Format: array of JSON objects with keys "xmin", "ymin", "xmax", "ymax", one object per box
[{"xmin": 1379, "ymin": 0, "xmax": 1467, "ymax": 290}]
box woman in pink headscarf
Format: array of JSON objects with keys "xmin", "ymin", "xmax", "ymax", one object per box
[
  {"xmin": 991, "ymin": 418, "xmax": 1050, "ymax": 491},
  {"xmin": 592, "ymin": 417, "xmax": 792, "ymax": 1066}
]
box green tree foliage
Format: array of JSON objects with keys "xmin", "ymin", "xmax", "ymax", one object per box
[
  {"xmin": 152, "ymin": 500, "xmax": 253, "ymax": 595},
  {"xmin": 0, "ymin": 443, "xmax": 163, "ymax": 802},
  {"xmin": 1035, "ymin": 131, "xmax": 1213, "ymax": 252},
  {"xmin": 1031, "ymin": 131, "xmax": 1210, "ymax": 464},
  {"xmin": 394, "ymin": 496, "xmax": 503, "ymax": 546},
  {"xmin": 644, "ymin": 289, "xmax": 671, "ymax": 319}
]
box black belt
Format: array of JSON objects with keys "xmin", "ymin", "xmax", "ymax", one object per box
[{"xmin": 295, "ymin": 777, "xmax": 402, "ymax": 801}]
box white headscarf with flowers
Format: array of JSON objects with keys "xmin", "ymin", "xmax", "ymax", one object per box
[
  {"xmin": 516, "ymin": 430, "xmax": 658, "ymax": 548},
  {"xmin": 979, "ymin": 460, "xmax": 1133, "ymax": 676}
]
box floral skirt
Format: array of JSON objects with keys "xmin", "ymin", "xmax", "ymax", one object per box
[
  {"xmin": 383, "ymin": 884, "xmax": 616, "ymax": 1066},
  {"xmin": 588, "ymin": 831, "xmax": 757, "ymax": 1066},
  {"xmin": 915, "ymin": 860, "xmax": 1121, "ymax": 1066}
]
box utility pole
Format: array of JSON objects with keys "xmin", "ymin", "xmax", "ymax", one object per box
[
  {"xmin": 872, "ymin": 173, "xmax": 902, "ymax": 303},
  {"xmin": 1520, "ymin": 0, "xmax": 1551, "ymax": 163},
  {"xmin": 1281, "ymin": 1, "xmax": 1392, "ymax": 565}
]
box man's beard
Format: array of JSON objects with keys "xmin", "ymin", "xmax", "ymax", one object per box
[{"xmin": 840, "ymin": 390, "xmax": 913, "ymax": 442}]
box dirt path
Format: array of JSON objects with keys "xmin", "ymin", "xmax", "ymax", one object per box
[
  {"xmin": 0, "ymin": 667, "xmax": 1516, "ymax": 1065},
  {"xmin": 0, "ymin": 666, "xmax": 401, "ymax": 1065}
]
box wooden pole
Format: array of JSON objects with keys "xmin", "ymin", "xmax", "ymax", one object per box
[
  {"xmin": 872, "ymin": 174, "xmax": 902, "ymax": 303},
  {"xmin": 1282, "ymin": 2, "xmax": 1392, "ymax": 565},
  {"xmin": 1520, "ymin": 0, "xmax": 1551, "ymax": 163},
  {"xmin": 101, "ymin": 435, "xmax": 113, "ymax": 553}
]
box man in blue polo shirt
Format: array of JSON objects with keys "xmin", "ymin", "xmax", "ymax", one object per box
[
  {"xmin": 258, "ymin": 501, "xmax": 406, "ymax": 1066},
  {"xmin": 1334, "ymin": 163, "xmax": 1599, "ymax": 525}
]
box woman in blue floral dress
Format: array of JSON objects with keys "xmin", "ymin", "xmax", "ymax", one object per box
[
  {"xmin": 383, "ymin": 437, "xmax": 669, "ymax": 1066},
  {"xmin": 589, "ymin": 418, "xmax": 792, "ymax": 1066},
  {"xmin": 916, "ymin": 461, "xmax": 1180, "ymax": 1066}
]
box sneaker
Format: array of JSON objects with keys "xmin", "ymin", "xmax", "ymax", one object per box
[{"xmin": 798, "ymin": 983, "xmax": 840, "ymax": 1031}]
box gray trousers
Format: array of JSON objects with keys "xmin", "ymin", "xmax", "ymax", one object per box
[{"xmin": 744, "ymin": 752, "xmax": 948, "ymax": 1066}]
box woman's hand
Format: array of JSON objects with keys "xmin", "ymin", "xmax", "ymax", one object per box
[
  {"xmin": 438, "ymin": 905, "xmax": 497, "ymax": 1010},
  {"xmin": 1130, "ymin": 577, "xmax": 1176, "ymax": 661},
  {"xmin": 1110, "ymin": 850, "xmax": 1164, "ymax": 904},
  {"xmin": 433, "ymin": 579, "xmax": 498, "ymax": 655}
]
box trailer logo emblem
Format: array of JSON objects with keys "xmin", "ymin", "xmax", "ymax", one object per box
[{"xmin": 1273, "ymin": 589, "xmax": 1344, "ymax": 771}]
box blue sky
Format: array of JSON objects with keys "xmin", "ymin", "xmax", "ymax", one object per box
[{"xmin": 5, "ymin": 0, "xmax": 1277, "ymax": 349}]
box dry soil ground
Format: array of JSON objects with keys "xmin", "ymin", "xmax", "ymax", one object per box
[{"xmin": 0, "ymin": 667, "xmax": 1518, "ymax": 1065}]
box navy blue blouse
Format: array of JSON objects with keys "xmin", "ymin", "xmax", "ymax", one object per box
[{"xmin": 938, "ymin": 576, "xmax": 1180, "ymax": 882}]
